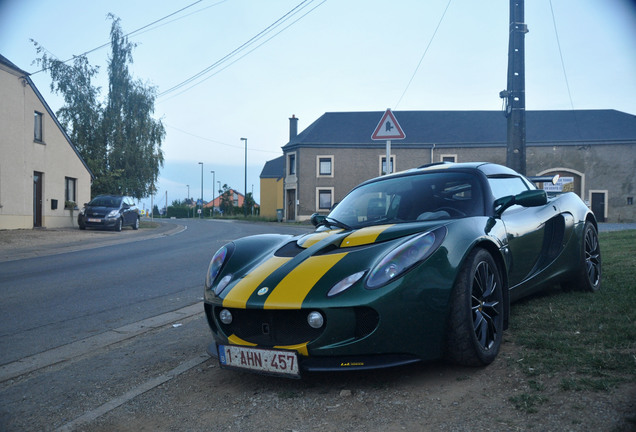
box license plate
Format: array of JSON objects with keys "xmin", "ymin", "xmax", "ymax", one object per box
[
  {"xmin": 87, "ymin": 218, "xmax": 101, "ymax": 223},
  {"xmin": 218, "ymin": 345, "xmax": 300, "ymax": 378}
]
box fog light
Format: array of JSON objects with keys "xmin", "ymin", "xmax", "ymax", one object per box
[
  {"xmin": 307, "ymin": 311, "xmax": 324, "ymax": 329},
  {"xmin": 219, "ymin": 309, "xmax": 233, "ymax": 324}
]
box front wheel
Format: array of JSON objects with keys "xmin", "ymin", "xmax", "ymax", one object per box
[
  {"xmin": 114, "ymin": 218, "xmax": 123, "ymax": 232},
  {"xmin": 446, "ymin": 248, "xmax": 504, "ymax": 366}
]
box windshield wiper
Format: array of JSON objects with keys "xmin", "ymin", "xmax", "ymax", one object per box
[{"xmin": 322, "ymin": 216, "xmax": 352, "ymax": 231}]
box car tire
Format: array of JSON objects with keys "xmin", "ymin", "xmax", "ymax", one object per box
[
  {"xmin": 446, "ymin": 248, "xmax": 504, "ymax": 366},
  {"xmin": 79, "ymin": 224, "xmax": 86, "ymax": 230},
  {"xmin": 114, "ymin": 218, "xmax": 123, "ymax": 232},
  {"xmin": 132, "ymin": 217, "xmax": 139, "ymax": 230},
  {"xmin": 562, "ymin": 221, "xmax": 601, "ymax": 292}
]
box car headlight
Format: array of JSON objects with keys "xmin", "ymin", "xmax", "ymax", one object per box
[
  {"xmin": 366, "ymin": 227, "xmax": 446, "ymax": 289},
  {"xmin": 206, "ymin": 244, "xmax": 234, "ymax": 294},
  {"xmin": 107, "ymin": 210, "xmax": 119, "ymax": 218}
]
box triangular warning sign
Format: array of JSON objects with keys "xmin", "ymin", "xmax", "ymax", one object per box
[{"xmin": 371, "ymin": 109, "xmax": 406, "ymax": 140}]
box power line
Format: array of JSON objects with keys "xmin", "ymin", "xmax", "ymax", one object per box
[
  {"xmin": 549, "ymin": 0, "xmax": 574, "ymax": 110},
  {"xmin": 30, "ymin": 0, "xmax": 221, "ymax": 75},
  {"xmin": 395, "ymin": 0, "xmax": 452, "ymax": 108},
  {"xmin": 165, "ymin": 123, "xmax": 281, "ymax": 154},
  {"xmin": 157, "ymin": 0, "xmax": 324, "ymax": 99}
]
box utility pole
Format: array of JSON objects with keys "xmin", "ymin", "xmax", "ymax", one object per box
[{"xmin": 500, "ymin": 0, "xmax": 528, "ymax": 175}]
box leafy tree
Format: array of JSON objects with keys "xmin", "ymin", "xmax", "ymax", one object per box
[
  {"xmin": 32, "ymin": 45, "xmax": 107, "ymax": 186},
  {"xmin": 242, "ymin": 192, "xmax": 256, "ymax": 216},
  {"xmin": 219, "ymin": 184, "xmax": 236, "ymax": 215},
  {"xmin": 33, "ymin": 16, "xmax": 164, "ymax": 199}
]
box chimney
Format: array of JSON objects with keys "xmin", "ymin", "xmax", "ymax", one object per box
[{"xmin": 289, "ymin": 115, "xmax": 298, "ymax": 140}]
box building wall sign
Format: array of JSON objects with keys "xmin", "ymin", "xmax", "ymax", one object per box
[{"xmin": 543, "ymin": 176, "xmax": 574, "ymax": 193}]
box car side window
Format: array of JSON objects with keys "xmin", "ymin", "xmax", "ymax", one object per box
[{"xmin": 487, "ymin": 176, "xmax": 530, "ymax": 200}]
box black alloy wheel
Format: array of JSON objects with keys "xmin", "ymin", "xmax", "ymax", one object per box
[
  {"xmin": 583, "ymin": 222, "xmax": 601, "ymax": 290},
  {"xmin": 562, "ymin": 221, "xmax": 601, "ymax": 292},
  {"xmin": 446, "ymin": 248, "xmax": 504, "ymax": 366},
  {"xmin": 471, "ymin": 260, "xmax": 501, "ymax": 352}
]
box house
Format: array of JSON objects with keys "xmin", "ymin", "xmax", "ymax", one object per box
[
  {"xmin": 203, "ymin": 188, "xmax": 258, "ymax": 215},
  {"xmin": 280, "ymin": 110, "xmax": 636, "ymax": 222},
  {"xmin": 259, "ymin": 155, "xmax": 285, "ymax": 219},
  {"xmin": 0, "ymin": 54, "xmax": 93, "ymax": 229}
]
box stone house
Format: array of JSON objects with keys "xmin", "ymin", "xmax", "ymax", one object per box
[{"xmin": 280, "ymin": 110, "xmax": 636, "ymax": 222}]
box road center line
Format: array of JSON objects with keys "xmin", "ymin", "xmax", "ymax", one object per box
[
  {"xmin": 0, "ymin": 302, "xmax": 203, "ymax": 383},
  {"xmin": 55, "ymin": 354, "xmax": 209, "ymax": 432}
]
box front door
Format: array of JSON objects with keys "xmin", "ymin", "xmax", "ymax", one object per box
[
  {"xmin": 33, "ymin": 171, "xmax": 43, "ymax": 227},
  {"xmin": 286, "ymin": 189, "xmax": 296, "ymax": 221},
  {"xmin": 591, "ymin": 192, "xmax": 606, "ymax": 222}
]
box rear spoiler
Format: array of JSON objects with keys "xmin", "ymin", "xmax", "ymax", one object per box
[{"xmin": 527, "ymin": 174, "xmax": 560, "ymax": 185}]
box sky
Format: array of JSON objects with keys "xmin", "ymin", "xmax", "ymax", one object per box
[{"xmin": 1, "ymin": 0, "xmax": 635, "ymax": 211}]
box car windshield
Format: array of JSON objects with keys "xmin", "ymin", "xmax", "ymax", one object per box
[
  {"xmin": 88, "ymin": 196, "xmax": 121, "ymax": 207},
  {"xmin": 328, "ymin": 172, "xmax": 484, "ymax": 229}
]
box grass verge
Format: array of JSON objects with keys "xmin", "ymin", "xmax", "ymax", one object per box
[{"xmin": 508, "ymin": 230, "xmax": 636, "ymax": 410}]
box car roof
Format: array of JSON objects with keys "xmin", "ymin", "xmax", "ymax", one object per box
[
  {"xmin": 359, "ymin": 162, "xmax": 522, "ymax": 187},
  {"xmin": 415, "ymin": 162, "xmax": 520, "ymax": 176}
]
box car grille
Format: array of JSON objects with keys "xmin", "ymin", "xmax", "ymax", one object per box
[
  {"xmin": 213, "ymin": 306, "xmax": 379, "ymax": 347},
  {"xmin": 216, "ymin": 308, "xmax": 322, "ymax": 346}
]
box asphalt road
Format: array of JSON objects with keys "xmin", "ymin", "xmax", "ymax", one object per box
[{"xmin": 0, "ymin": 219, "xmax": 311, "ymax": 431}]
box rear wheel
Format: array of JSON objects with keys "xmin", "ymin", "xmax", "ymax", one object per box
[
  {"xmin": 132, "ymin": 216, "xmax": 139, "ymax": 230},
  {"xmin": 446, "ymin": 248, "xmax": 504, "ymax": 366},
  {"xmin": 562, "ymin": 221, "xmax": 601, "ymax": 292}
]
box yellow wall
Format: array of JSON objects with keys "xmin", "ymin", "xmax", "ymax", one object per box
[{"xmin": 259, "ymin": 177, "xmax": 284, "ymax": 219}]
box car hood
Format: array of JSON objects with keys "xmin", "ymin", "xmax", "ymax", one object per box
[
  {"xmin": 296, "ymin": 222, "xmax": 443, "ymax": 249},
  {"xmin": 218, "ymin": 221, "xmax": 448, "ymax": 310},
  {"xmin": 83, "ymin": 205, "xmax": 118, "ymax": 213}
]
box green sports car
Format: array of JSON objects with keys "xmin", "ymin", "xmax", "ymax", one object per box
[{"xmin": 203, "ymin": 162, "xmax": 601, "ymax": 378}]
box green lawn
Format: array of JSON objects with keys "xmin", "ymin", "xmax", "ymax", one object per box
[{"xmin": 508, "ymin": 230, "xmax": 636, "ymax": 411}]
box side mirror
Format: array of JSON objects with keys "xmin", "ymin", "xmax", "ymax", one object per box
[
  {"xmin": 310, "ymin": 213, "xmax": 326, "ymax": 227},
  {"xmin": 494, "ymin": 189, "xmax": 547, "ymax": 217}
]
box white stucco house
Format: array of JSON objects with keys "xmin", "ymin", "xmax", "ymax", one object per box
[{"xmin": 0, "ymin": 54, "xmax": 93, "ymax": 229}]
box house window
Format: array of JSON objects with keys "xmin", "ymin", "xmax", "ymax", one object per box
[
  {"xmin": 34, "ymin": 111, "xmax": 43, "ymax": 142},
  {"xmin": 379, "ymin": 155, "xmax": 395, "ymax": 175},
  {"xmin": 441, "ymin": 154, "xmax": 457, "ymax": 163},
  {"xmin": 628, "ymin": 197, "xmax": 633, "ymax": 205},
  {"xmin": 233, "ymin": 192, "xmax": 239, "ymax": 206},
  {"xmin": 288, "ymin": 154, "xmax": 296, "ymax": 175},
  {"xmin": 317, "ymin": 155, "xmax": 333, "ymax": 177},
  {"xmin": 317, "ymin": 188, "xmax": 334, "ymax": 210},
  {"xmin": 65, "ymin": 177, "xmax": 77, "ymax": 205}
]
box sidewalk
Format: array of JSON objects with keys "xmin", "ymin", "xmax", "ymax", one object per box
[
  {"xmin": 0, "ymin": 220, "xmax": 183, "ymax": 262},
  {"xmin": 598, "ymin": 222, "xmax": 636, "ymax": 232}
]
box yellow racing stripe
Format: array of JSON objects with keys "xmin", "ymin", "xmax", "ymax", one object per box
[
  {"xmin": 229, "ymin": 336, "xmax": 308, "ymax": 356},
  {"xmin": 222, "ymin": 256, "xmax": 291, "ymax": 308},
  {"xmin": 228, "ymin": 334, "xmax": 257, "ymax": 346},
  {"xmin": 264, "ymin": 252, "xmax": 348, "ymax": 309},
  {"xmin": 340, "ymin": 224, "xmax": 394, "ymax": 247},
  {"xmin": 297, "ymin": 229, "xmax": 342, "ymax": 248},
  {"xmin": 274, "ymin": 342, "xmax": 309, "ymax": 356}
]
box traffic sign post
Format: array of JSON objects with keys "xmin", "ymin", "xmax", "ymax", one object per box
[{"xmin": 371, "ymin": 109, "xmax": 405, "ymax": 175}]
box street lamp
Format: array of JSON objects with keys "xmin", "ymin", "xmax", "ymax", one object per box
[
  {"xmin": 198, "ymin": 162, "xmax": 203, "ymax": 218},
  {"xmin": 241, "ymin": 137, "xmax": 247, "ymax": 217},
  {"xmin": 210, "ymin": 170, "xmax": 215, "ymax": 217},
  {"xmin": 186, "ymin": 185, "xmax": 190, "ymax": 218}
]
